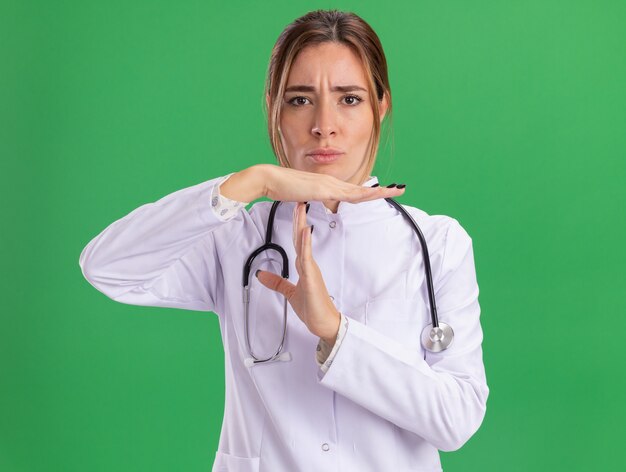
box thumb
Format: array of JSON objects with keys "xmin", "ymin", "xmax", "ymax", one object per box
[{"xmin": 256, "ymin": 270, "xmax": 295, "ymax": 299}]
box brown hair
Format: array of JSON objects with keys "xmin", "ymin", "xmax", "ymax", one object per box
[{"xmin": 264, "ymin": 9, "xmax": 393, "ymax": 185}]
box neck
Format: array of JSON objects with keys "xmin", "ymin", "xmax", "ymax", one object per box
[{"xmin": 322, "ymin": 200, "xmax": 339, "ymax": 214}]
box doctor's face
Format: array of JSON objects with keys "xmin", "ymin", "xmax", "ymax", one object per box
[{"xmin": 273, "ymin": 42, "xmax": 387, "ymax": 185}]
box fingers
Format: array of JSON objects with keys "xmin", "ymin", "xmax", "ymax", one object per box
[
  {"xmin": 292, "ymin": 201, "xmax": 304, "ymax": 249},
  {"xmin": 298, "ymin": 202, "xmax": 307, "ymax": 249},
  {"xmin": 300, "ymin": 224, "xmax": 313, "ymax": 275},
  {"xmin": 256, "ymin": 269, "xmax": 296, "ymax": 300},
  {"xmin": 292, "ymin": 202, "xmax": 299, "ymax": 248},
  {"xmin": 351, "ymin": 183, "xmax": 406, "ymax": 203},
  {"xmin": 293, "ymin": 202, "xmax": 314, "ymax": 279},
  {"xmin": 267, "ymin": 165, "xmax": 407, "ymax": 204},
  {"xmin": 293, "ymin": 202, "xmax": 307, "ymax": 270}
]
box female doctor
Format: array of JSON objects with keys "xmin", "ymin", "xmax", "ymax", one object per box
[{"xmin": 79, "ymin": 9, "xmax": 489, "ymax": 472}]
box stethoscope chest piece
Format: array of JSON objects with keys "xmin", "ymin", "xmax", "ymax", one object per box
[{"xmin": 421, "ymin": 322, "xmax": 454, "ymax": 353}]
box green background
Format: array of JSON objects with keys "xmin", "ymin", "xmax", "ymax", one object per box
[{"xmin": 2, "ymin": 0, "xmax": 624, "ymax": 470}]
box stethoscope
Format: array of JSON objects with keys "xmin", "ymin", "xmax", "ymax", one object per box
[{"xmin": 242, "ymin": 189, "xmax": 454, "ymax": 366}]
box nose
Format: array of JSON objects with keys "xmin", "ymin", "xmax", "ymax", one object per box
[{"xmin": 311, "ymin": 99, "xmax": 337, "ymax": 138}]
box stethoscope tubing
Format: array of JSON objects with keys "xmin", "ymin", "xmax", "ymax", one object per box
[
  {"xmin": 382, "ymin": 197, "xmax": 440, "ymax": 329},
  {"xmin": 242, "ymin": 195, "xmax": 453, "ymax": 364}
]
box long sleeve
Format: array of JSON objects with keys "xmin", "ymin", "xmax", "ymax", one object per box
[
  {"xmin": 78, "ymin": 173, "xmax": 247, "ymax": 313},
  {"xmin": 316, "ymin": 218, "xmax": 489, "ymax": 452},
  {"xmin": 211, "ymin": 172, "xmax": 249, "ymax": 221}
]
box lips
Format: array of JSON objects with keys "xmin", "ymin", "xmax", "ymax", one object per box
[
  {"xmin": 306, "ymin": 147, "xmax": 344, "ymax": 156},
  {"xmin": 309, "ymin": 154, "xmax": 341, "ymax": 163},
  {"xmin": 306, "ymin": 148, "xmax": 344, "ymax": 163}
]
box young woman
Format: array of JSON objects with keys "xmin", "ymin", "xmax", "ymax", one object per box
[{"xmin": 79, "ymin": 9, "xmax": 489, "ymax": 471}]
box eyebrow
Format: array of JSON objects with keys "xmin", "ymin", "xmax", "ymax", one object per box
[{"xmin": 284, "ymin": 85, "xmax": 367, "ymax": 93}]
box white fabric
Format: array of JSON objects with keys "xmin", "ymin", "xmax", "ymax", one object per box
[
  {"xmin": 78, "ymin": 172, "xmax": 489, "ymax": 471},
  {"xmin": 211, "ymin": 172, "xmax": 250, "ymax": 221}
]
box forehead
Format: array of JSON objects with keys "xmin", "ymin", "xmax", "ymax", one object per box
[{"xmin": 287, "ymin": 42, "xmax": 368, "ymax": 85}]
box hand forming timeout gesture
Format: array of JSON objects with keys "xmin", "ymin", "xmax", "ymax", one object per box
[
  {"xmin": 255, "ymin": 201, "xmax": 341, "ymax": 346},
  {"xmin": 220, "ymin": 164, "xmax": 406, "ymax": 347}
]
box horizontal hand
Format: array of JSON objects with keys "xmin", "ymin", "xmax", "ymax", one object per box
[{"xmin": 220, "ymin": 163, "xmax": 406, "ymax": 205}]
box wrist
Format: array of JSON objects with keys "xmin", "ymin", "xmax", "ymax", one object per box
[
  {"xmin": 248, "ymin": 164, "xmax": 270, "ymax": 200},
  {"xmin": 320, "ymin": 310, "xmax": 341, "ymax": 347},
  {"xmin": 220, "ymin": 165, "xmax": 268, "ymax": 203}
]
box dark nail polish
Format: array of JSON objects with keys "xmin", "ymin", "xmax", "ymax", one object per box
[
  {"xmin": 255, "ymin": 269, "xmax": 261, "ymax": 278},
  {"xmin": 310, "ymin": 225, "xmax": 315, "ymax": 234},
  {"xmin": 371, "ymin": 183, "xmax": 380, "ymax": 188},
  {"xmin": 386, "ymin": 183, "xmax": 397, "ymax": 188},
  {"xmin": 396, "ymin": 184, "xmax": 406, "ymax": 189},
  {"xmin": 306, "ymin": 203, "xmax": 310, "ymax": 213}
]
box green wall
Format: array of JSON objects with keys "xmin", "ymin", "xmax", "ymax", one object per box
[{"xmin": 2, "ymin": 0, "xmax": 624, "ymax": 470}]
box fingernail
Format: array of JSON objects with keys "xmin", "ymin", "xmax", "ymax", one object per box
[
  {"xmin": 306, "ymin": 203, "xmax": 310, "ymax": 213},
  {"xmin": 386, "ymin": 183, "xmax": 397, "ymax": 188},
  {"xmin": 371, "ymin": 183, "xmax": 380, "ymax": 188},
  {"xmin": 396, "ymin": 184, "xmax": 406, "ymax": 189},
  {"xmin": 310, "ymin": 225, "xmax": 315, "ymax": 234},
  {"xmin": 255, "ymin": 269, "xmax": 261, "ymax": 278}
]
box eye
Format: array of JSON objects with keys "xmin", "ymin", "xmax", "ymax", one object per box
[
  {"xmin": 286, "ymin": 96, "xmax": 310, "ymax": 106},
  {"xmin": 342, "ymin": 94, "xmax": 363, "ymax": 106},
  {"xmin": 285, "ymin": 94, "xmax": 364, "ymax": 107}
]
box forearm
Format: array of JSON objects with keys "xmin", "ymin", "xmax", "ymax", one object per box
[
  {"xmin": 318, "ymin": 317, "xmax": 489, "ymax": 452},
  {"xmin": 78, "ymin": 174, "xmax": 239, "ymax": 309},
  {"xmin": 219, "ymin": 164, "xmax": 268, "ymax": 203}
]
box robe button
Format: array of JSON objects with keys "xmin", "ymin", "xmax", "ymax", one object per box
[
  {"xmin": 329, "ymin": 221, "xmax": 337, "ymax": 228},
  {"xmin": 321, "ymin": 443, "xmax": 330, "ymax": 451}
]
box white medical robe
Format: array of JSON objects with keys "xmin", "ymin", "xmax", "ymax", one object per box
[{"xmin": 78, "ymin": 173, "xmax": 489, "ymax": 472}]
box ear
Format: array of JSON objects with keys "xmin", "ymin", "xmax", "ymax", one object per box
[
  {"xmin": 265, "ymin": 93, "xmax": 270, "ymax": 110},
  {"xmin": 378, "ymin": 92, "xmax": 389, "ymax": 122}
]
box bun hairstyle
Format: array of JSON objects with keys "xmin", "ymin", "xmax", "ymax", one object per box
[{"xmin": 264, "ymin": 9, "xmax": 393, "ymax": 185}]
